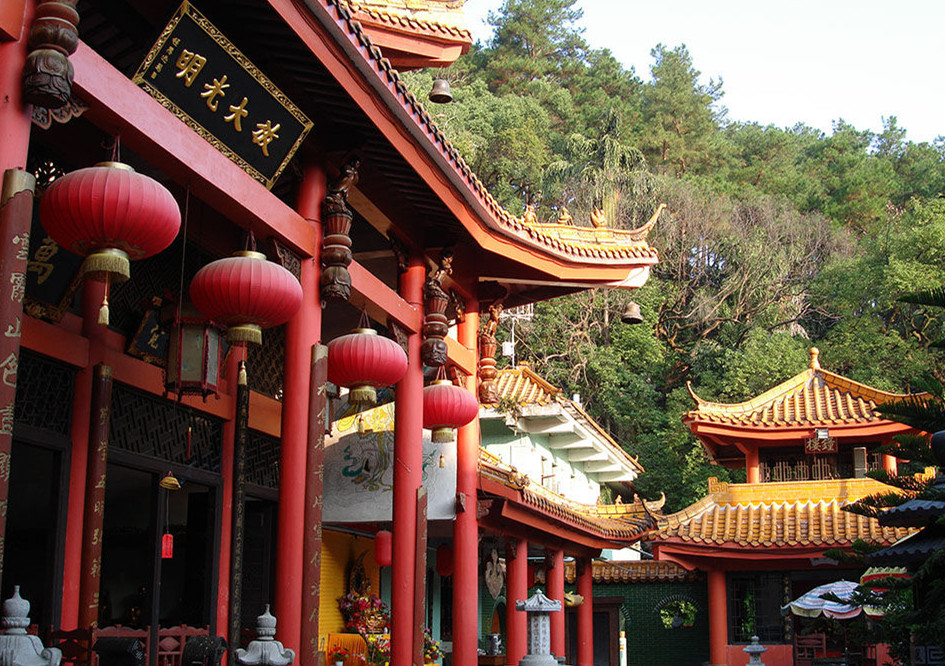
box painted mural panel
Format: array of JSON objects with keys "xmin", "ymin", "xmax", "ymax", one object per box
[{"xmin": 323, "ymin": 397, "xmax": 456, "ymax": 522}]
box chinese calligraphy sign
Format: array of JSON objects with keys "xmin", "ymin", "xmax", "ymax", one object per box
[{"xmin": 132, "ymin": 1, "xmax": 312, "ymax": 189}]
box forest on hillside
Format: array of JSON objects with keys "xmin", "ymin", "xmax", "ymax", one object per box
[{"xmin": 406, "ymin": 0, "xmax": 945, "ymax": 511}]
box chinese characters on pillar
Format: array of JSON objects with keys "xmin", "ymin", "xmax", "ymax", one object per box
[{"xmin": 132, "ymin": 1, "xmax": 312, "ymax": 189}]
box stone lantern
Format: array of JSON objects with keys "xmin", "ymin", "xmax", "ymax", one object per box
[
  {"xmin": 515, "ymin": 589, "xmax": 561, "ymax": 666},
  {"xmin": 742, "ymin": 636, "xmax": 767, "ymax": 666},
  {"xmin": 0, "ymin": 586, "xmax": 61, "ymax": 666}
]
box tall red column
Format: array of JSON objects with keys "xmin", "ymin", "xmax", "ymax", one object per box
[
  {"xmin": 62, "ymin": 280, "xmax": 107, "ymax": 628},
  {"xmin": 390, "ymin": 255, "xmax": 423, "ymax": 666},
  {"xmin": 275, "ymin": 167, "xmax": 323, "ymax": 653},
  {"xmin": 707, "ymin": 569, "xmax": 728, "ymax": 666},
  {"xmin": 505, "ymin": 538, "xmax": 528, "ymax": 666},
  {"xmin": 0, "ymin": 0, "xmax": 31, "ymax": 174},
  {"xmin": 453, "ymin": 298, "xmax": 479, "ymax": 666},
  {"xmin": 745, "ymin": 445, "xmax": 760, "ymax": 484},
  {"xmin": 545, "ymin": 549, "xmax": 565, "ymax": 658},
  {"xmin": 299, "ymin": 163, "xmax": 326, "ymax": 666},
  {"xmin": 576, "ymin": 558, "xmax": 593, "ymax": 666},
  {"xmin": 0, "ymin": 169, "xmax": 34, "ymax": 594}
]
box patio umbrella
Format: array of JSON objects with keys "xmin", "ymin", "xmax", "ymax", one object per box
[{"xmin": 781, "ymin": 580, "xmax": 884, "ymax": 620}]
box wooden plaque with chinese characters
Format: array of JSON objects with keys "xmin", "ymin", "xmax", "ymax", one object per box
[{"xmin": 132, "ymin": 1, "xmax": 312, "ymax": 189}]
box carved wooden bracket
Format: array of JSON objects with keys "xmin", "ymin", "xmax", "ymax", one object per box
[
  {"xmin": 319, "ymin": 157, "xmax": 359, "ymax": 304},
  {"xmin": 23, "ymin": 0, "xmax": 80, "ymax": 110},
  {"xmin": 270, "ymin": 238, "xmax": 302, "ymax": 281},
  {"xmin": 420, "ymin": 249, "xmax": 452, "ymax": 366},
  {"xmin": 478, "ymin": 302, "xmax": 502, "ymax": 404}
]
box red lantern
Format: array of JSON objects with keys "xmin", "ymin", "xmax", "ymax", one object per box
[
  {"xmin": 327, "ymin": 328, "xmax": 407, "ymax": 404},
  {"xmin": 375, "ymin": 530, "xmax": 392, "ymax": 567},
  {"xmin": 162, "ymin": 533, "xmax": 174, "ymax": 559},
  {"xmin": 435, "ymin": 545, "xmax": 453, "ymax": 577},
  {"xmin": 39, "ymin": 161, "xmax": 181, "ymax": 324},
  {"xmin": 423, "ymin": 380, "xmax": 478, "ymax": 443},
  {"xmin": 190, "ymin": 251, "xmax": 302, "ymax": 346}
]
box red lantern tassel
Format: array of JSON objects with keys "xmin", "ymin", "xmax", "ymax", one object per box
[
  {"xmin": 161, "ymin": 533, "xmax": 174, "ymax": 559},
  {"xmin": 98, "ymin": 278, "xmax": 110, "ymax": 326}
]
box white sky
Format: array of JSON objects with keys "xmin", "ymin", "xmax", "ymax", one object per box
[{"xmin": 462, "ymin": 0, "xmax": 945, "ymax": 144}]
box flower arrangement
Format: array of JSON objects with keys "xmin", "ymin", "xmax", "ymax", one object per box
[
  {"xmin": 329, "ymin": 647, "xmax": 351, "ymax": 664},
  {"xmin": 364, "ymin": 633, "xmax": 390, "ymax": 666},
  {"xmin": 423, "ymin": 628, "xmax": 443, "ymax": 663},
  {"xmin": 338, "ymin": 591, "xmax": 391, "ymax": 635}
]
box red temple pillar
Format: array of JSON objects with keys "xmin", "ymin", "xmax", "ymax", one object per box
[
  {"xmin": 707, "ymin": 569, "xmax": 728, "ymax": 666},
  {"xmin": 299, "ymin": 163, "xmax": 325, "ymax": 666},
  {"xmin": 62, "ymin": 280, "xmax": 107, "ymax": 628},
  {"xmin": 0, "ymin": 169, "xmax": 34, "ymax": 595},
  {"xmin": 453, "ymin": 297, "xmax": 479, "ymax": 666},
  {"xmin": 882, "ymin": 451, "xmax": 897, "ymax": 475},
  {"xmin": 0, "ymin": 0, "xmax": 31, "ymax": 174},
  {"xmin": 275, "ymin": 171, "xmax": 322, "ymax": 652},
  {"xmin": 505, "ymin": 537, "xmax": 528, "ymax": 666},
  {"xmin": 545, "ymin": 549, "xmax": 565, "ymax": 659},
  {"xmin": 576, "ymin": 557, "xmax": 593, "ymax": 666},
  {"xmin": 390, "ymin": 254, "xmax": 423, "ymax": 666},
  {"xmin": 745, "ymin": 445, "xmax": 760, "ymax": 484}
]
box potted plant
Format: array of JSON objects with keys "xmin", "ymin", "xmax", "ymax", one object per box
[{"xmin": 330, "ymin": 647, "xmax": 351, "ymax": 666}]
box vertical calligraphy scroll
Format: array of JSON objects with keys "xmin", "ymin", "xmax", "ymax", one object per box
[
  {"xmin": 0, "ymin": 169, "xmax": 35, "ymax": 592},
  {"xmin": 301, "ymin": 343, "xmax": 328, "ymax": 666},
  {"xmin": 78, "ymin": 363, "xmax": 113, "ymax": 628},
  {"xmin": 228, "ymin": 361, "xmax": 249, "ymax": 653}
]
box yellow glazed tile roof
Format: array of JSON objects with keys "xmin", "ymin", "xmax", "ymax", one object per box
[
  {"xmin": 685, "ymin": 348, "xmax": 921, "ymax": 428},
  {"xmin": 562, "ymin": 559, "xmax": 699, "ymax": 584},
  {"xmin": 489, "ymin": 365, "xmax": 644, "ymax": 474},
  {"xmin": 343, "ymin": 0, "xmax": 472, "ymax": 41},
  {"xmin": 493, "ymin": 364, "xmax": 561, "ymax": 406},
  {"xmin": 653, "ymin": 477, "xmax": 914, "ymax": 548}
]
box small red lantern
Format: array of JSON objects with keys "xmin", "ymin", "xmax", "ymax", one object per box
[
  {"xmin": 375, "ymin": 530, "xmax": 392, "ymax": 567},
  {"xmin": 190, "ymin": 251, "xmax": 302, "ymax": 346},
  {"xmin": 435, "ymin": 545, "xmax": 453, "ymax": 577},
  {"xmin": 39, "ymin": 161, "xmax": 181, "ymax": 325},
  {"xmin": 327, "ymin": 328, "xmax": 407, "ymax": 404},
  {"xmin": 161, "ymin": 533, "xmax": 174, "ymax": 559},
  {"xmin": 423, "ymin": 380, "xmax": 478, "ymax": 443}
]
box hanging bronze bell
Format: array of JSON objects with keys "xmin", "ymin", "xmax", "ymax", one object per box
[
  {"xmin": 621, "ymin": 301, "xmax": 643, "ymax": 325},
  {"xmin": 428, "ymin": 77, "xmax": 453, "ymax": 104}
]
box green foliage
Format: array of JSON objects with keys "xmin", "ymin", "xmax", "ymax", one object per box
[{"xmin": 440, "ymin": 10, "xmax": 945, "ymax": 512}]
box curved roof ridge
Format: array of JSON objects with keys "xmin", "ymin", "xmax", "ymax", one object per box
[
  {"xmin": 320, "ymin": 0, "xmax": 661, "ymax": 268},
  {"xmin": 344, "ymin": 0, "xmax": 472, "ymax": 40},
  {"xmin": 686, "ymin": 348, "xmax": 925, "ymax": 426}
]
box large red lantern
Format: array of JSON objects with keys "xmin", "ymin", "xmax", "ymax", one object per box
[
  {"xmin": 39, "ymin": 161, "xmax": 181, "ymax": 324},
  {"xmin": 375, "ymin": 530, "xmax": 392, "ymax": 567},
  {"xmin": 327, "ymin": 328, "xmax": 407, "ymax": 404},
  {"xmin": 423, "ymin": 380, "xmax": 478, "ymax": 443},
  {"xmin": 190, "ymin": 250, "xmax": 302, "ymax": 345}
]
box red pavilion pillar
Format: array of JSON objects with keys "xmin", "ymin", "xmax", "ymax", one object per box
[
  {"xmin": 453, "ymin": 296, "xmax": 479, "ymax": 666},
  {"xmin": 707, "ymin": 569, "xmax": 728, "ymax": 666},
  {"xmin": 0, "ymin": 0, "xmax": 31, "ymax": 174},
  {"xmin": 390, "ymin": 254, "xmax": 423, "ymax": 666},
  {"xmin": 275, "ymin": 166, "xmax": 323, "ymax": 653},
  {"xmin": 299, "ymin": 162, "xmax": 326, "ymax": 666},
  {"xmin": 505, "ymin": 537, "xmax": 528, "ymax": 666},
  {"xmin": 745, "ymin": 445, "xmax": 760, "ymax": 484},
  {"xmin": 576, "ymin": 557, "xmax": 593, "ymax": 666},
  {"xmin": 546, "ymin": 549, "xmax": 565, "ymax": 659}
]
